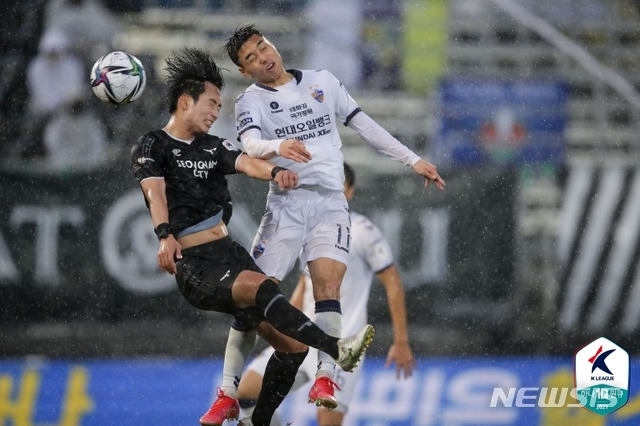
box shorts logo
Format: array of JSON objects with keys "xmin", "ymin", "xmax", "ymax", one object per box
[
  {"xmin": 252, "ymin": 243, "xmax": 265, "ymax": 259},
  {"xmin": 574, "ymin": 336, "xmax": 629, "ymax": 415},
  {"xmin": 219, "ymin": 270, "xmax": 231, "ymax": 281}
]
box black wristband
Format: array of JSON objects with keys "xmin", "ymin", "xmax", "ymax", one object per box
[
  {"xmin": 271, "ymin": 166, "xmax": 288, "ymax": 179},
  {"xmin": 154, "ymin": 222, "xmax": 171, "ymax": 241}
]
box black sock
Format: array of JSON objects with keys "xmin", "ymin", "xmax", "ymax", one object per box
[
  {"xmin": 252, "ymin": 350, "xmax": 308, "ymax": 426},
  {"xmin": 255, "ymin": 280, "xmax": 339, "ymax": 358}
]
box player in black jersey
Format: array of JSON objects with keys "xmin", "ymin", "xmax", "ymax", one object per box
[{"xmin": 130, "ymin": 48, "xmax": 374, "ymax": 426}]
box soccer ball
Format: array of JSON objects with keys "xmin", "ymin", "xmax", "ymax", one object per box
[{"xmin": 90, "ymin": 51, "xmax": 146, "ymax": 105}]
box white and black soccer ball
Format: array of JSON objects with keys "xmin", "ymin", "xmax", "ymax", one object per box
[{"xmin": 90, "ymin": 51, "xmax": 146, "ymax": 105}]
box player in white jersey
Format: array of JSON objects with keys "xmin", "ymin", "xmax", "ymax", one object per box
[
  {"xmin": 214, "ymin": 24, "xmax": 443, "ymax": 417},
  {"xmin": 237, "ymin": 162, "xmax": 416, "ymax": 425}
]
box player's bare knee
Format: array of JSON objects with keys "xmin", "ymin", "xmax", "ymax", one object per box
[{"xmin": 231, "ymin": 271, "xmax": 266, "ymax": 306}]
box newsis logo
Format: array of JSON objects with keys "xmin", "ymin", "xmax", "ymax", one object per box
[
  {"xmin": 488, "ymin": 337, "xmax": 629, "ymax": 415},
  {"xmin": 574, "ymin": 336, "xmax": 629, "ymax": 415}
]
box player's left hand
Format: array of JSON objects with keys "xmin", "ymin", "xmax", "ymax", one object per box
[
  {"xmin": 385, "ymin": 341, "xmax": 417, "ymax": 379},
  {"xmin": 279, "ymin": 138, "xmax": 311, "ymax": 163},
  {"xmin": 274, "ymin": 169, "xmax": 299, "ymax": 190},
  {"xmin": 413, "ymin": 159, "xmax": 445, "ymax": 191}
]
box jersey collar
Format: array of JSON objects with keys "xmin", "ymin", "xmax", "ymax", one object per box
[{"xmin": 255, "ymin": 69, "xmax": 302, "ymax": 91}]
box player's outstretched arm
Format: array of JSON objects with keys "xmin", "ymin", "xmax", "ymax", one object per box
[
  {"xmin": 346, "ymin": 111, "xmax": 445, "ymax": 190},
  {"xmin": 235, "ymin": 153, "xmax": 299, "ymax": 190},
  {"xmin": 377, "ymin": 265, "xmax": 416, "ymax": 379}
]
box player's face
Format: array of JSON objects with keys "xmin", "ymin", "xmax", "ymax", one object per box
[
  {"xmin": 186, "ymin": 81, "xmax": 222, "ymax": 135},
  {"xmin": 237, "ymin": 34, "xmax": 286, "ymax": 86}
]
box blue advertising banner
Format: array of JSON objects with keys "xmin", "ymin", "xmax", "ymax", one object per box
[
  {"xmin": 1, "ymin": 356, "xmax": 638, "ymax": 425},
  {"xmin": 433, "ymin": 79, "xmax": 567, "ymax": 167}
]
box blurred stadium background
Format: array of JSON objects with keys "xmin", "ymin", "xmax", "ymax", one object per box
[{"xmin": 2, "ymin": 0, "xmax": 640, "ymax": 424}]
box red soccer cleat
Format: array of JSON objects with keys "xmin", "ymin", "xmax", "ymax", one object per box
[
  {"xmin": 308, "ymin": 376, "xmax": 341, "ymax": 410},
  {"xmin": 199, "ymin": 388, "xmax": 240, "ymax": 426}
]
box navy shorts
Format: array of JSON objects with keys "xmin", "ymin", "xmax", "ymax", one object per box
[{"xmin": 175, "ymin": 236, "xmax": 265, "ymax": 330}]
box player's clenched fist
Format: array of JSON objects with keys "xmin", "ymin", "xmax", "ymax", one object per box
[{"xmin": 273, "ymin": 169, "xmax": 299, "ymax": 190}]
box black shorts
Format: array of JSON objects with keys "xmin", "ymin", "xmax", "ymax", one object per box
[{"xmin": 175, "ymin": 236, "xmax": 265, "ymax": 330}]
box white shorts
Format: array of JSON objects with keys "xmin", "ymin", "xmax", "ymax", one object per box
[
  {"xmin": 250, "ymin": 187, "xmax": 351, "ymax": 280},
  {"xmin": 245, "ymin": 346, "xmax": 363, "ymax": 414}
]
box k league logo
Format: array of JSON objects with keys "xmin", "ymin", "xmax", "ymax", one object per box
[{"xmin": 573, "ymin": 336, "xmax": 630, "ymax": 415}]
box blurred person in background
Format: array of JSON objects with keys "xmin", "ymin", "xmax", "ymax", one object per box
[
  {"xmin": 44, "ymin": 0, "xmax": 121, "ymax": 66},
  {"xmin": 130, "ymin": 48, "xmax": 373, "ymax": 426},
  {"xmin": 41, "ymin": 97, "xmax": 110, "ymax": 170},
  {"xmin": 21, "ymin": 29, "xmax": 86, "ymax": 161},
  {"xmin": 26, "ymin": 30, "xmax": 84, "ymax": 120},
  {"xmin": 215, "ymin": 24, "xmax": 443, "ymax": 418},
  {"xmin": 237, "ymin": 162, "xmax": 416, "ymax": 425},
  {"xmin": 0, "ymin": 1, "xmax": 47, "ymax": 158}
]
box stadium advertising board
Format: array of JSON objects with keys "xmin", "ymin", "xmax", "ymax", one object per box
[
  {"xmin": 0, "ymin": 356, "xmax": 638, "ymax": 425},
  {"xmin": 433, "ymin": 79, "xmax": 566, "ymax": 167},
  {"xmin": 0, "ymin": 165, "xmax": 515, "ymax": 338}
]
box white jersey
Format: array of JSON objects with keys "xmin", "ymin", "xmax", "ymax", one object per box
[
  {"xmin": 300, "ymin": 211, "xmax": 395, "ymax": 336},
  {"xmin": 236, "ymin": 69, "xmax": 360, "ymax": 192}
]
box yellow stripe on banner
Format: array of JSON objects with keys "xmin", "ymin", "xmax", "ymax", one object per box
[{"xmin": 402, "ymin": 0, "xmax": 448, "ymax": 94}]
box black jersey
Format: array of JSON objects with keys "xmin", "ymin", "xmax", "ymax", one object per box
[{"xmin": 131, "ymin": 129, "xmax": 243, "ymax": 235}]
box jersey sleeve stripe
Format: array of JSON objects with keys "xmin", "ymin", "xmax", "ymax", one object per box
[
  {"xmin": 344, "ymin": 107, "xmax": 362, "ymax": 126},
  {"xmin": 238, "ymin": 124, "xmax": 261, "ymax": 136}
]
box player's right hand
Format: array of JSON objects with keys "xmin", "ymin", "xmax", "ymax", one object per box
[
  {"xmin": 274, "ymin": 169, "xmax": 299, "ymax": 190},
  {"xmin": 157, "ymin": 235, "xmax": 182, "ymax": 275},
  {"xmin": 279, "ymin": 139, "xmax": 311, "ymax": 163}
]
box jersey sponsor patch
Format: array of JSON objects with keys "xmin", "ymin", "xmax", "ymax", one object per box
[
  {"xmin": 238, "ymin": 116, "xmax": 253, "ymax": 128},
  {"xmin": 136, "ymin": 157, "xmax": 154, "ymax": 164}
]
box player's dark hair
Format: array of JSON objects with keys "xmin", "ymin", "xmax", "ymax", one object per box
[
  {"xmin": 164, "ymin": 48, "xmax": 225, "ymax": 113},
  {"xmin": 344, "ymin": 162, "xmax": 355, "ymax": 188},
  {"xmin": 225, "ymin": 24, "xmax": 263, "ymax": 66}
]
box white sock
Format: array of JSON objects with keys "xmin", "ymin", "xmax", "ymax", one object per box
[
  {"xmin": 314, "ymin": 310, "xmax": 341, "ymax": 378},
  {"xmin": 221, "ymin": 328, "xmax": 257, "ymax": 398}
]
